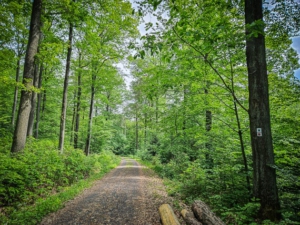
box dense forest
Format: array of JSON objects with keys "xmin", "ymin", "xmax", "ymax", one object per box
[{"xmin": 0, "ymin": 0, "xmax": 299, "ymax": 224}]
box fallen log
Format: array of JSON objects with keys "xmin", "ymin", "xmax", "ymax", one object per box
[
  {"xmin": 159, "ymin": 204, "xmax": 180, "ymax": 225},
  {"xmin": 181, "ymin": 209, "xmax": 203, "ymax": 225},
  {"xmin": 192, "ymin": 200, "xmax": 225, "ymax": 225}
]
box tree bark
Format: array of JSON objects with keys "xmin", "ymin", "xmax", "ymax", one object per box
[
  {"xmin": 192, "ymin": 200, "xmax": 225, "ymax": 225},
  {"xmin": 74, "ymin": 53, "xmax": 82, "ymax": 149},
  {"xmin": 245, "ymin": 0, "xmax": 281, "ymax": 221},
  {"xmin": 58, "ymin": 22, "xmax": 73, "ymax": 152},
  {"xmin": 158, "ymin": 204, "xmax": 180, "ymax": 225},
  {"xmin": 11, "ymin": 0, "xmax": 42, "ymax": 153},
  {"xmin": 85, "ymin": 74, "xmax": 96, "ymax": 156},
  {"xmin": 70, "ymin": 90, "xmax": 76, "ymax": 144},
  {"xmin": 27, "ymin": 60, "xmax": 39, "ymax": 136},
  {"xmin": 11, "ymin": 59, "xmax": 21, "ymax": 127},
  {"xmin": 35, "ymin": 64, "xmax": 43, "ymax": 138},
  {"xmin": 181, "ymin": 209, "xmax": 203, "ymax": 225}
]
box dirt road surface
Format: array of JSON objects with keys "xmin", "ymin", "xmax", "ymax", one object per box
[{"xmin": 40, "ymin": 158, "xmax": 180, "ymax": 225}]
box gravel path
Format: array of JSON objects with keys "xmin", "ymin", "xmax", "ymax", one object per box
[{"xmin": 40, "ymin": 158, "xmax": 178, "ymax": 225}]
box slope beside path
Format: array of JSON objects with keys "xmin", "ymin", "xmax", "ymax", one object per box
[{"xmin": 40, "ymin": 158, "xmax": 181, "ymax": 225}]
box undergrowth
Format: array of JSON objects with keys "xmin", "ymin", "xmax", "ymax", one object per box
[
  {"xmin": 137, "ymin": 153, "xmax": 300, "ymax": 225},
  {"xmin": 0, "ymin": 138, "xmax": 120, "ymax": 225}
]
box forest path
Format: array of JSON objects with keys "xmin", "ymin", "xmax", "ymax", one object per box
[{"xmin": 40, "ymin": 158, "xmax": 175, "ymax": 225}]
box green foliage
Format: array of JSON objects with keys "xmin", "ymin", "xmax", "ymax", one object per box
[
  {"xmin": 0, "ymin": 138, "xmax": 120, "ymax": 224},
  {"xmin": 246, "ymin": 20, "xmax": 266, "ymax": 38},
  {"xmin": 221, "ymin": 202, "xmax": 260, "ymax": 225},
  {"xmin": 136, "ymin": 149, "xmax": 153, "ymax": 161},
  {"xmin": 126, "ymin": 0, "xmax": 300, "ymax": 223},
  {"xmin": 269, "ymin": 75, "xmax": 300, "ymax": 222}
]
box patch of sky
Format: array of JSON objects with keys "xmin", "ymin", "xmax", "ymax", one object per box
[{"xmin": 291, "ymin": 36, "xmax": 300, "ymax": 79}]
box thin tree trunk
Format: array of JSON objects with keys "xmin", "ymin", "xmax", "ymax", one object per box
[
  {"xmin": 106, "ymin": 103, "xmax": 109, "ymax": 119},
  {"xmin": 58, "ymin": 22, "xmax": 73, "ymax": 152},
  {"xmin": 228, "ymin": 46, "xmax": 251, "ymax": 197},
  {"xmin": 85, "ymin": 74, "xmax": 96, "ymax": 156},
  {"xmin": 42, "ymin": 89, "xmax": 46, "ymax": 115},
  {"xmin": 27, "ymin": 60, "xmax": 39, "ymax": 136},
  {"xmin": 41, "ymin": 72, "xmax": 48, "ymax": 118},
  {"xmin": 11, "ymin": 59, "xmax": 21, "ymax": 127},
  {"xmin": 234, "ymin": 100, "xmax": 251, "ymax": 196},
  {"xmin": 11, "ymin": 0, "xmax": 42, "ymax": 153},
  {"xmin": 95, "ymin": 106, "xmax": 98, "ymax": 116},
  {"xmin": 105, "ymin": 92, "xmax": 110, "ymax": 121},
  {"xmin": 74, "ymin": 53, "xmax": 82, "ymax": 149},
  {"xmin": 34, "ymin": 64, "xmax": 43, "ymax": 138},
  {"xmin": 245, "ymin": 0, "xmax": 281, "ymax": 220},
  {"xmin": 70, "ymin": 90, "xmax": 76, "ymax": 144}
]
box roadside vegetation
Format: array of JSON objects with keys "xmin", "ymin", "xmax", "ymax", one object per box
[
  {"xmin": 137, "ymin": 148, "xmax": 299, "ymax": 225},
  {"xmin": 0, "ymin": 138, "xmax": 120, "ymax": 225}
]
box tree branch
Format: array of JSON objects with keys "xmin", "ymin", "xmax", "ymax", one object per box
[
  {"xmin": 172, "ymin": 27, "xmax": 249, "ymax": 113},
  {"xmin": 212, "ymin": 114, "xmax": 237, "ymax": 133}
]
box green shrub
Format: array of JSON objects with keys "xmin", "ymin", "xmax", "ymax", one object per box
[
  {"xmin": 136, "ymin": 149, "xmax": 153, "ymax": 161},
  {"xmin": 0, "ymin": 138, "xmax": 120, "ymax": 224},
  {"xmin": 0, "ymin": 155, "xmax": 27, "ymax": 206}
]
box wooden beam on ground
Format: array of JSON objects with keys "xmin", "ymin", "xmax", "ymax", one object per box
[
  {"xmin": 181, "ymin": 209, "xmax": 203, "ymax": 225},
  {"xmin": 192, "ymin": 200, "xmax": 225, "ymax": 225},
  {"xmin": 159, "ymin": 204, "xmax": 180, "ymax": 225}
]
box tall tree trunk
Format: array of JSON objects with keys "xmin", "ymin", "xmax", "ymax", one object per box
[
  {"xmin": 58, "ymin": 22, "xmax": 73, "ymax": 152},
  {"xmin": 245, "ymin": 0, "xmax": 281, "ymax": 221},
  {"xmin": 74, "ymin": 53, "xmax": 82, "ymax": 149},
  {"xmin": 70, "ymin": 90, "xmax": 76, "ymax": 144},
  {"xmin": 11, "ymin": 0, "xmax": 42, "ymax": 153},
  {"xmin": 228, "ymin": 47, "xmax": 251, "ymax": 197},
  {"xmin": 85, "ymin": 74, "xmax": 96, "ymax": 156},
  {"xmin": 27, "ymin": 60, "xmax": 39, "ymax": 136},
  {"xmin": 234, "ymin": 100, "xmax": 251, "ymax": 197},
  {"xmin": 34, "ymin": 64, "xmax": 43, "ymax": 138},
  {"xmin": 11, "ymin": 58, "xmax": 21, "ymax": 127}
]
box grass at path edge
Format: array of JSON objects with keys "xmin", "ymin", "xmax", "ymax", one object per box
[{"xmin": 6, "ymin": 157, "xmax": 121, "ymax": 225}]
